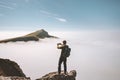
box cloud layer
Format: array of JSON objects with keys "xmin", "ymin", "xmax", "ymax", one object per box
[
  {"xmin": 40, "ymin": 10, "xmax": 67, "ymax": 22},
  {"xmin": 0, "ymin": 30, "xmax": 120, "ymax": 80},
  {"xmin": 55, "ymin": 17, "xmax": 67, "ymax": 22}
]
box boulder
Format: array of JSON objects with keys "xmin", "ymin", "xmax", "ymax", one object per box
[
  {"xmin": 36, "ymin": 70, "xmax": 77, "ymax": 80},
  {"xmin": 0, "ymin": 58, "xmax": 26, "ymax": 77}
]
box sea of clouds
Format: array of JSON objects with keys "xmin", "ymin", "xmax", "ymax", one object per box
[{"xmin": 0, "ymin": 30, "xmax": 120, "ymax": 80}]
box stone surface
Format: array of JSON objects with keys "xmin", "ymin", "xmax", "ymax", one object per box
[
  {"xmin": 0, "ymin": 76, "xmax": 31, "ymax": 80},
  {"xmin": 36, "ymin": 70, "xmax": 76, "ymax": 80},
  {"xmin": 0, "ymin": 58, "xmax": 26, "ymax": 77}
]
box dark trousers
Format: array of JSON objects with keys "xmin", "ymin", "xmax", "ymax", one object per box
[{"xmin": 58, "ymin": 57, "xmax": 67, "ymax": 74}]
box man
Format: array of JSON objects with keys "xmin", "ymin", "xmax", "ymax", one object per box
[{"xmin": 57, "ymin": 40, "xmax": 69, "ymax": 75}]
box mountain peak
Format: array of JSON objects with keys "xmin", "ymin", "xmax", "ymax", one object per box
[
  {"xmin": 0, "ymin": 29, "xmax": 57, "ymax": 43},
  {"xmin": 36, "ymin": 29, "xmax": 46, "ymax": 33},
  {"xmin": 26, "ymin": 29, "xmax": 56, "ymax": 38}
]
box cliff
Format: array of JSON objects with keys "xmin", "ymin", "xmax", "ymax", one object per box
[
  {"xmin": 0, "ymin": 58, "xmax": 26, "ymax": 77},
  {"xmin": 36, "ymin": 70, "xmax": 76, "ymax": 80},
  {"xmin": 0, "ymin": 29, "xmax": 58, "ymax": 43}
]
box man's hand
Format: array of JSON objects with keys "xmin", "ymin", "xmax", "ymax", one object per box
[{"xmin": 57, "ymin": 43, "xmax": 62, "ymax": 49}]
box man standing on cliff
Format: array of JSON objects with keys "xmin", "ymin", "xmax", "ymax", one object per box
[{"xmin": 57, "ymin": 40, "xmax": 71, "ymax": 75}]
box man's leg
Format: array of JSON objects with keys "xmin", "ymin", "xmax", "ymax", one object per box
[
  {"xmin": 63, "ymin": 58, "xmax": 67, "ymax": 74},
  {"xmin": 58, "ymin": 58, "xmax": 62, "ymax": 74}
]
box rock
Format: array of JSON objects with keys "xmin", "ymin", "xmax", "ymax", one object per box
[
  {"xmin": 36, "ymin": 70, "xmax": 77, "ymax": 80},
  {"xmin": 0, "ymin": 36, "xmax": 39, "ymax": 43},
  {"xmin": 0, "ymin": 29, "xmax": 58, "ymax": 43},
  {"xmin": 0, "ymin": 58, "xmax": 26, "ymax": 77},
  {"xmin": 26, "ymin": 29, "xmax": 57, "ymax": 38}
]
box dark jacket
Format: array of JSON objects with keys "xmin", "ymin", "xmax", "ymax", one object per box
[{"xmin": 57, "ymin": 44, "xmax": 68, "ymax": 58}]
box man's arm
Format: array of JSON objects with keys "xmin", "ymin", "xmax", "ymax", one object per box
[{"xmin": 57, "ymin": 43, "xmax": 64, "ymax": 49}]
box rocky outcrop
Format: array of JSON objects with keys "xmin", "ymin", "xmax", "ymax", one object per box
[
  {"xmin": 0, "ymin": 29, "xmax": 58, "ymax": 43},
  {"xmin": 36, "ymin": 70, "xmax": 76, "ymax": 80},
  {"xmin": 26, "ymin": 29, "xmax": 57, "ymax": 39},
  {"xmin": 0, "ymin": 58, "xmax": 26, "ymax": 77},
  {"xmin": 0, "ymin": 36, "xmax": 39, "ymax": 43}
]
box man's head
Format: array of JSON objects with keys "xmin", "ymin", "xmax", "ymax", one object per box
[{"xmin": 63, "ymin": 40, "xmax": 67, "ymax": 44}]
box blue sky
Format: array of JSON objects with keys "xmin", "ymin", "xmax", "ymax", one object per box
[{"xmin": 0, "ymin": 0, "xmax": 120, "ymax": 31}]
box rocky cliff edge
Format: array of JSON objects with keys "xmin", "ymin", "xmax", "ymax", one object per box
[
  {"xmin": 0, "ymin": 58, "xmax": 26, "ymax": 77},
  {"xmin": 36, "ymin": 70, "xmax": 76, "ymax": 80}
]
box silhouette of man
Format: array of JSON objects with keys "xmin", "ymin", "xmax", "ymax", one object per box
[{"xmin": 57, "ymin": 40, "xmax": 68, "ymax": 74}]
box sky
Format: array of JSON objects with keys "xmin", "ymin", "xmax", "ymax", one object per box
[{"xmin": 0, "ymin": 0, "xmax": 120, "ymax": 31}]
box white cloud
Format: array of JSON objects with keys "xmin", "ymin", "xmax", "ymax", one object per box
[
  {"xmin": 0, "ymin": 1, "xmax": 17, "ymax": 6},
  {"xmin": 40, "ymin": 10, "xmax": 67, "ymax": 22},
  {"xmin": 40, "ymin": 10, "xmax": 58, "ymax": 17},
  {"xmin": 40, "ymin": 10, "xmax": 51, "ymax": 15},
  {"xmin": 0, "ymin": 0, "xmax": 16, "ymax": 10},
  {"xmin": 55, "ymin": 17, "xmax": 67, "ymax": 22},
  {"xmin": 0, "ymin": 4, "xmax": 14, "ymax": 10}
]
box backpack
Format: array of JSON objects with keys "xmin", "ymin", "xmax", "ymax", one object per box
[{"xmin": 64, "ymin": 46, "xmax": 71, "ymax": 57}]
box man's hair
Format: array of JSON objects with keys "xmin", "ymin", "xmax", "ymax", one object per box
[{"xmin": 63, "ymin": 40, "xmax": 67, "ymax": 44}]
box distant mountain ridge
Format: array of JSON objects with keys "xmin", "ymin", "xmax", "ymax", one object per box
[
  {"xmin": 0, "ymin": 29, "xmax": 57, "ymax": 43},
  {"xmin": 26, "ymin": 29, "xmax": 56, "ymax": 38}
]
